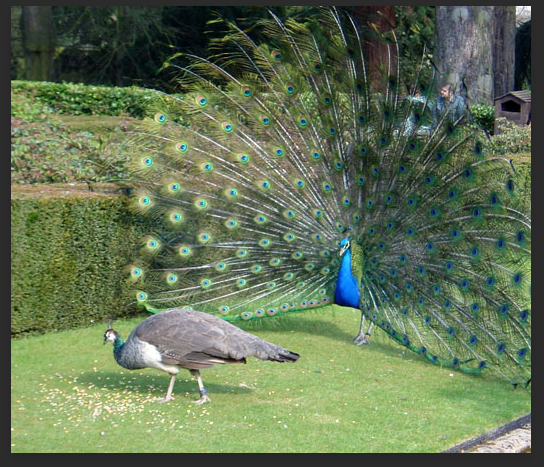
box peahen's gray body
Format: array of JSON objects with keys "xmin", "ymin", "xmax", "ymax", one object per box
[{"xmin": 104, "ymin": 308, "xmax": 299, "ymax": 403}]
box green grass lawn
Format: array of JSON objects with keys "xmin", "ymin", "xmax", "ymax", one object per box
[{"xmin": 11, "ymin": 306, "xmax": 530, "ymax": 453}]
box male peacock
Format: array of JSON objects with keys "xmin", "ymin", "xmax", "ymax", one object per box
[
  {"xmin": 104, "ymin": 309, "xmax": 299, "ymax": 404},
  {"xmin": 126, "ymin": 7, "xmax": 531, "ymax": 389}
]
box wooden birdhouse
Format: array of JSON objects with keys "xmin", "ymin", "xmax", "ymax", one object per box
[{"xmin": 494, "ymin": 91, "xmax": 531, "ymax": 134}]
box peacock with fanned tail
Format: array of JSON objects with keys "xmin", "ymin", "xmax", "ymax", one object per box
[{"xmin": 125, "ymin": 7, "xmax": 531, "ymax": 389}]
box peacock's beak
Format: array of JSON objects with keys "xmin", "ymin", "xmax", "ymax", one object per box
[{"xmin": 339, "ymin": 239, "xmax": 350, "ymax": 257}]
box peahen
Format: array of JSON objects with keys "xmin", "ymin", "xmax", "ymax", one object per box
[
  {"xmin": 125, "ymin": 7, "xmax": 531, "ymax": 389},
  {"xmin": 103, "ymin": 309, "xmax": 299, "ymax": 404}
]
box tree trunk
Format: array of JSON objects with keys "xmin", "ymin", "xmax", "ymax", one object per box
[
  {"xmin": 21, "ymin": 6, "xmax": 55, "ymax": 81},
  {"xmin": 515, "ymin": 19, "xmax": 531, "ymax": 90},
  {"xmin": 434, "ymin": 6, "xmax": 495, "ymax": 105},
  {"xmin": 351, "ymin": 6, "xmax": 396, "ymax": 90},
  {"xmin": 113, "ymin": 6, "xmax": 126, "ymax": 87},
  {"xmin": 492, "ymin": 6, "xmax": 516, "ymax": 98}
]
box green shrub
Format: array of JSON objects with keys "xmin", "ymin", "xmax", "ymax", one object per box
[
  {"xmin": 11, "ymin": 189, "xmax": 155, "ymax": 336},
  {"xmin": 470, "ymin": 104, "xmax": 495, "ymax": 134},
  {"xmin": 11, "ymin": 88, "xmax": 56, "ymax": 122},
  {"xmin": 11, "ymin": 114, "xmax": 132, "ymax": 185},
  {"xmin": 10, "ymin": 81, "xmax": 178, "ymax": 185},
  {"xmin": 486, "ymin": 118, "xmax": 531, "ymax": 155},
  {"xmin": 11, "ymin": 80, "xmax": 160, "ymax": 118},
  {"xmin": 11, "ymin": 87, "xmax": 134, "ymax": 185}
]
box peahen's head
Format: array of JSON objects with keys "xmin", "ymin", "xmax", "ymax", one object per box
[
  {"xmin": 103, "ymin": 315, "xmax": 119, "ymax": 345},
  {"xmin": 103, "ymin": 328, "xmax": 119, "ymax": 345}
]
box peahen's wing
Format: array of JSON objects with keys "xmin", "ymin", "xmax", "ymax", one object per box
[{"xmin": 133, "ymin": 309, "xmax": 298, "ymax": 364}]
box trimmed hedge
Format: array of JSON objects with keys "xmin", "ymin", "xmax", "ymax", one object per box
[
  {"xmin": 11, "ymin": 185, "xmax": 153, "ymax": 337},
  {"xmin": 11, "ymin": 80, "xmax": 161, "ymax": 118}
]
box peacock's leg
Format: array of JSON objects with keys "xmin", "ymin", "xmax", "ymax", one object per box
[
  {"xmin": 151, "ymin": 373, "xmax": 176, "ymax": 402},
  {"xmin": 353, "ymin": 313, "xmax": 372, "ymax": 345},
  {"xmin": 190, "ymin": 369, "xmax": 211, "ymax": 404}
]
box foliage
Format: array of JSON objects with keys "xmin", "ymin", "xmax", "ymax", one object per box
[
  {"xmin": 13, "ymin": 6, "xmax": 440, "ymax": 94},
  {"xmin": 11, "ymin": 193, "xmax": 157, "ymax": 336},
  {"xmin": 12, "ymin": 6, "xmax": 291, "ymax": 90},
  {"xmin": 11, "ymin": 88, "xmax": 56, "ymax": 122},
  {"xmin": 11, "ymin": 7, "xmax": 24, "ymax": 80},
  {"xmin": 10, "ymin": 82, "xmax": 164, "ymax": 185},
  {"xmin": 11, "ymin": 80, "xmax": 157, "ymax": 117},
  {"xmin": 12, "ymin": 308, "xmax": 531, "ymax": 452},
  {"xmin": 470, "ymin": 104, "xmax": 495, "ymax": 134},
  {"xmin": 52, "ymin": 6, "xmax": 186, "ymax": 88},
  {"xmin": 10, "ymin": 107, "xmax": 132, "ymax": 185},
  {"xmin": 11, "ymin": 116, "xmax": 105, "ymax": 184},
  {"xmin": 393, "ymin": 6, "xmax": 436, "ymax": 92},
  {"xmin": 486, "ymin": 118, "xmax": 531, "ymax": 155}
]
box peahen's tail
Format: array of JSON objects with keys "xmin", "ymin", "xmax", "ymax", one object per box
[{"xmin": 125, "ymin": 7, "xmax": 530, "ymax": 388}]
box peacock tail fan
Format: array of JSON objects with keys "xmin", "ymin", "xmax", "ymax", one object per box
[{"xmin": 125, "ymin": 7, "xmax": 530, "ymax": 388}]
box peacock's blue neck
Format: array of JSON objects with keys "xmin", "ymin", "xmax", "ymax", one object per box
[{"xmin": 334, "ymin": 246, "xmax": 361, "ymax": 309}]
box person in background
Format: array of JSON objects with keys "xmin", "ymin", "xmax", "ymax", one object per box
[
  {"xmin": 433, "ymin": 83, "xmax": 467, "ymax": 127},
  {"xmin": 404, "ymin": 83, "xmax": 467, "ymax": 136}
]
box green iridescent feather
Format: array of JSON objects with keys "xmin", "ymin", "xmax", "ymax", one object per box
[{"xmin": 125, "ymin": 7, "xmax": 530, "ymax": 389}]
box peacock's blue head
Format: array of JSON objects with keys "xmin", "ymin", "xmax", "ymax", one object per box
[
  {"xmin": 340, "ymin": 227, "xmax": 353, "ymax": 247},
  {"xmin": 339, "ymin": 237, "xmax": 351, "ymax": 257}
]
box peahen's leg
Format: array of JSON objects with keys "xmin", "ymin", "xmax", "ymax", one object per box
[
  {"xmin": 150, "ymin": 373, "xmax": 176, "ymax": 402},
  {"xmin": 353, "ymin": 313, "xmax": 372, "ymax": 345},
  {"xmin": 190, "ymin": 369, "xmax": 211, "ymax": 405}
]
